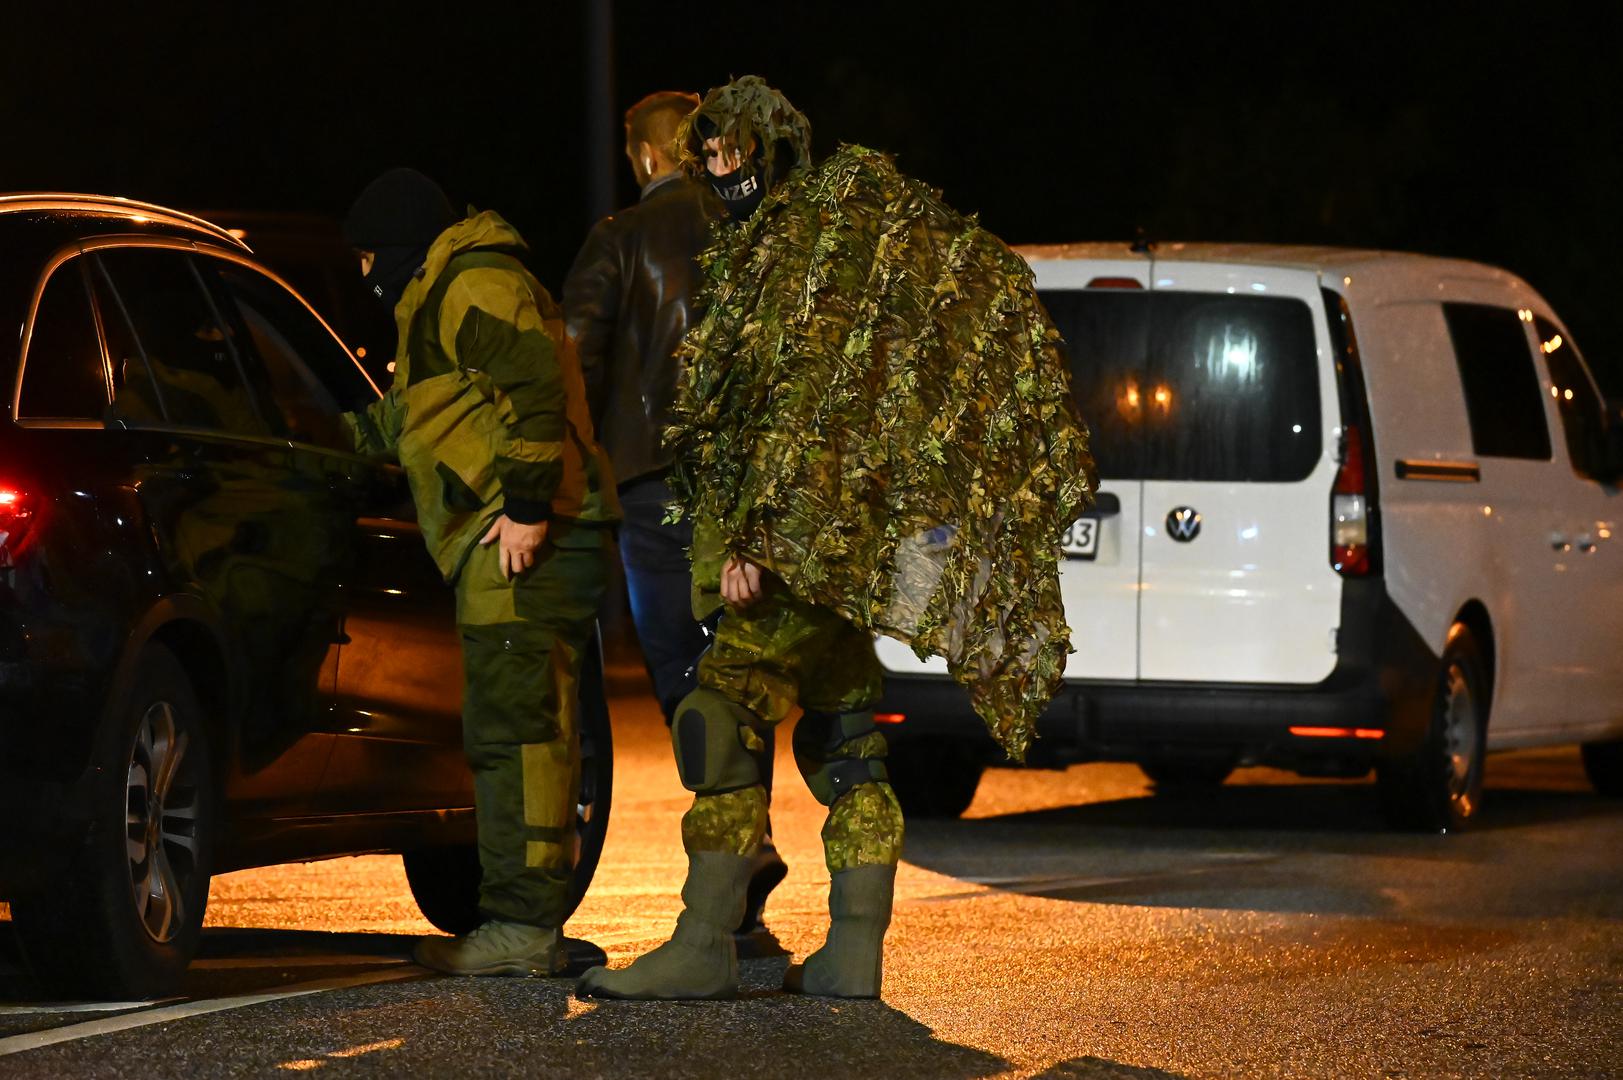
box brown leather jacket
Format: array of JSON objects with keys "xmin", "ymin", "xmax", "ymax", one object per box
[{"xmin": 562, "ymin": 174, "xmax": 720, "ymax": 487}]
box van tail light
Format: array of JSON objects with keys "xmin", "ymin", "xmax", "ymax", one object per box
[
  {"xmin": 0, "ymin": 487, "xmax": 39, "ymax": 565},
  {"xmin": 1331, "ymin": 424, "xmax": 1370, "ymax": 576}
]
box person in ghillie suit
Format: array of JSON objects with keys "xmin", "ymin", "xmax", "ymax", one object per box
[{"xmin": 577, "ymin": 78, "xmax": 1095, "ymax": 1002}]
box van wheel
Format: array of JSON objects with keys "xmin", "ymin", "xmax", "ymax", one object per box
[
  {"xmin": 1580, "ymin": 740, "xmax": 1623, "ymax": 797},
  {"xmin": 405, "ymin": 631, "xmax": 614, "ymax": 933},
  {"xmin": 1377, "ymin": 624, "xmax": 1488, "ymax": 832},
  {"xmin": 1139, "ymin": 755, "xmax": 1236, "ymax": 791},
  {"xmin": 12, "ymin": 643, "xmax": 215, "ymax": 998},
  {"xmin": 887, "ymin": 738, "xmax": 984, "ymax": 819}
]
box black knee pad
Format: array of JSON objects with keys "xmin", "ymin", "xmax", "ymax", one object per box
[
  {"xmin": 795, "ymin": 709, "xmax": 889, "ymax": 806},
  {"xmin": 671, "ymin": 688, "xmax": 762, "ymax": 794}
]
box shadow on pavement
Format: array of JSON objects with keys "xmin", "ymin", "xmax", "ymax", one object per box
[
  {"xmin": 972, "ymin": 772, "xmax": 1609, "ymax": 836},
  {"xmin": 195, "ymin": 927, "xmax": 419, "ymax": 959},
  {"xmin": 902, "ymin": 777, "xmax": 1622, "ymax": 920},
  {"xmin": 390, "ymin": 959, "xmax": 1015, "ymax": 1079}
]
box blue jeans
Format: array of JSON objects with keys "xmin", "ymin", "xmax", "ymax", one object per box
[
  {"xmin": 617, "ymin": 475, "xmax": 708, "ymax": 721},
  {"xmin": 618, "ymin": 474, "xmax": 776, "ymax": 798}
]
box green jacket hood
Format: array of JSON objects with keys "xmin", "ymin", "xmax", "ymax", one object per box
[{"xmin": 416, "ymin": 210, "xmax": 529, "ymax": 292}]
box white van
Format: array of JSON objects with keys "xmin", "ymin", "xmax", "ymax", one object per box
[{"xmin": 876, "ymin": 242, "xmax": 1623, "ymax": 831}]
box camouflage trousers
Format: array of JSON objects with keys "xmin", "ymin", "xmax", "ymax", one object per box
[
  {"xmin": 683, "ymin": 578, "xmax": 904, "ymax": 873},
  {"xmin": 456, "ymin": 529, "xmax": 608, "ymax": 928}
]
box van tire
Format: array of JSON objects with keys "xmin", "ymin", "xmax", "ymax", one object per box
[
  {"xmin": 1377, "ymin": 624, "xmax": 1488, "ymax": 832},
  {"xmin": 886, "ymin": 738, "xmax": 984, "ymax": 819},
  {"xmin": 12, "ymin": 643, "xmax": 215, "ymax": 998},
  {"xmin": 1580, "ymin": 740, "xmax": 1623, "ymax": 797},
  {"xmin": 1139, "ymin": 756, "xmax": 1236, "ymax": 791}
]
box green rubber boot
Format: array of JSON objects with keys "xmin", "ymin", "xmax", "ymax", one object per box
[
  {"xmin": 784, "ymin": 864, "xmax": 895, "ymax": 998},
  {"xmin": 576, "ymin": 852, "xmax": 752, "ymax": 1000},
  {"xmin": 414, "ymin": 920, "xmax": 565, "ymax": 977}
]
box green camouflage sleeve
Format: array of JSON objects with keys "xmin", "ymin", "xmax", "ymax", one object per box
[
  {"xmin": 342, "ymin": 386, "xmax": 406, "ymax": 460},
  {"xmin": 440, "ymin": 270, "xmax": 567, "ymax": 523}
]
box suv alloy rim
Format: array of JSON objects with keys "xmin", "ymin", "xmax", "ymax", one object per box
[
  {"xmin": 1441, "ymin": 663, "xmax": 1479, "ymax": 816},
  {"xmin": 125, "ymin": 701, "xmax": 200, "ymax": 944}
]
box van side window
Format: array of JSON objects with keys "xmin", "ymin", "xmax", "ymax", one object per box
[
  {"xmin": 92, "ymin": 248, "xmax": 279, "ymax": 438},
  {"xmin": 18, "ymin": 260, "xmax": 109, "ymax": 420},
  {"xmin": 1441, "ymin": 303, "xmax": 1551, "ymax": 461},
  {"xmin": 1534, "ymin": 316, "xmax": 1606, "ymax": 479}
]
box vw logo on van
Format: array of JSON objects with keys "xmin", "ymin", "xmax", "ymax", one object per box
[{"xmin": 1166, "ymin": 506, "xmax": 1202, "ymax": 542}]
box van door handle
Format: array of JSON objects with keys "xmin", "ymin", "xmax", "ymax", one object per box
[{"xmin": 1085, "ymin": 492, "xmax": 1122, "ymax": 518}]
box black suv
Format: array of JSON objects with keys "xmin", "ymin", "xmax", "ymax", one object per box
[{"xmin": 0, "ymin": 195, "xmax": 612, "ymax": 998}]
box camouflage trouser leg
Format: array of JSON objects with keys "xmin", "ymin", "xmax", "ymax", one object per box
[
  {"xmin": 456, "ymin": 533, "xmax": 608, "ymax": 928},
  {"xmin": 684, "ymin": 579, "xmax": 903, "ymax": 871}
]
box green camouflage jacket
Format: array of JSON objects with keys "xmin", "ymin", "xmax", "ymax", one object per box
[
  {"xmin": 347, "ymin": 211, "xmax": 618, "ymax": 582},
  {"xmin": 668, "ymin": 145, "xmax": 1096, "ymax": 762}
]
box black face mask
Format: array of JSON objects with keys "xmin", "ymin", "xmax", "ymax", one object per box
[
  {"xmin": 708, "ymin": 165, "xmax": 766, "ymax": 221},
  {"xmin": 364, "ymin": 244, "xmax": 427, "ymax": 311}
]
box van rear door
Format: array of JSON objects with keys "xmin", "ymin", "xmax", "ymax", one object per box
[
  {"xmin": 1031, "ymin": 260, "xmax": 1151, "ymax": 681},
  {"xmin": 872, "ymin": 259, "xmax": 1148, "ymax": 682},
  {"xmin": 1137, "ymin": 262, "xmax": 1343, "ymax": 683}
]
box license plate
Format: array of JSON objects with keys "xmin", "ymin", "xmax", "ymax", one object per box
[{"xmin": 1060, "ymin": 517, "xmax": 1099, "ymax": 560}]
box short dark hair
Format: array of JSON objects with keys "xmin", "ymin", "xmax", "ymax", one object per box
[{"xmin": 624, "ymin": 90, "xmax": 701, "ymax": 161}]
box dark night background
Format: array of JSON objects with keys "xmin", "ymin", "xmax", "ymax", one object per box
[{"xmin": 4, "ymin": 1, "xmax": 1620, "ymax": 391}]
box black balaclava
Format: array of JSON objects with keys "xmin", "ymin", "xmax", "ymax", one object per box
[
  {"xmin": 342, "ymin": 168, "xmax": 457, "ymax": 309},
  {"xmin": 697, "ymin": 114, "xmax": 768, "ymax": 220}
]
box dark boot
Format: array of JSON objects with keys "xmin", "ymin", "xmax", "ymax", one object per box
[
  {"xmin": 576, "ymin": 852, "xmax": 751, "ymax": 1000},
  {"xmin": 737, "ymin": 836, "xmax": 788, "ymax": 934},
  {"xmin": 783, "ymin": 863, "xmax": 895, "ymax": 998}
]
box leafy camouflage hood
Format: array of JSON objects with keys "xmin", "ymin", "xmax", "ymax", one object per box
[
  {"xmin": 667, "ymin": 143, "xmax": 1097, "ymax": 761},
  {"xmin": 676, "ymin": 75, "xmax": 813, "ymax": 192}
]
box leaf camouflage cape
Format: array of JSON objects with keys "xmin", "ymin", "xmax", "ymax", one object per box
[{"xmin": 668, "ymin": 133, "xmax": 1096, "ymax": 762}]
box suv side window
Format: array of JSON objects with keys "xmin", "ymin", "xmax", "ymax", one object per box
[
  {"xmin": 92, "ymin": 248, "xmax": 279, "ymax": 438},
  {"xmin": 1534, "ymin": 316, "xmax": 1607, "ymax": 480},
  {"xmin": 207, "ymin": 259, "xmax": 378, "ymax": 452},
  {"xmin": 18, "ymin": 259, "xmax": 109, "ymax": 421},
  {"xmin": 1441, "ymin": 302, "xmax": 1552, "ymax": 460}
]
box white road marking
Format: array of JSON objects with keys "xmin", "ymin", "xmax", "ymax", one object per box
[
  {"xmin": 0, "ymin": 998, "xmax": 181, "ymax": 1016},
  {"xmin": 0, "ymin": 967, "xmax": 423, "ymax": 1057}
]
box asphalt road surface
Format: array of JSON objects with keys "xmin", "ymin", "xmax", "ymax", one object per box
[{"xmin": 1, "ymin": 658, "xmax": 1619, "ymax": 1078}]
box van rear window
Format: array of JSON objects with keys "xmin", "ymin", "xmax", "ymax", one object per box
[{"xmin": 1040, "ymin": 289, "xmax": 1322, "ymax": 482}]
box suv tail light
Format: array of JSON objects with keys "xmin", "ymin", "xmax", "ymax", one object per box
[
  {"xmin": 1331, "ymin": 426, "xmax": 1370, "ymax": 575},
  {"xmin": 0, "ymin": 487, "xmax": 39, "ymax": 565}
]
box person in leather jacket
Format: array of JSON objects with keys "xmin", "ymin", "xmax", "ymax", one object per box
[{"xmin": 562, "ymin": 91, "xmax": 787, "ymax": 935}]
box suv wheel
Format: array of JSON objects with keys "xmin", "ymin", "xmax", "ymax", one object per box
[
  {"xmin": 403, "ymin": 634, "xmax": 614, "ymax": 932},
  {"xmin": 1139, "ymin": 755, "xmax": 1236, "ymax": 792},
  {"xmin": 886, "ymin": 737, "xmax": 984, "ymax": 819},
  {"xmin": 12, "ymin": 643, "xmax": 215, "ymax": 998},
  {"xmin": 1378, "ymin": 624, "xmax": 1488, "ymax": 832},
  {"xmin": 1580, "ymin": 740, "xmax": 1623, "ymax": 797}
]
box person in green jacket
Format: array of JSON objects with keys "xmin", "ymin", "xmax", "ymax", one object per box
[{"xmin": 341, "ymin": 168, "xmax": 620, "ymax": 977}]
